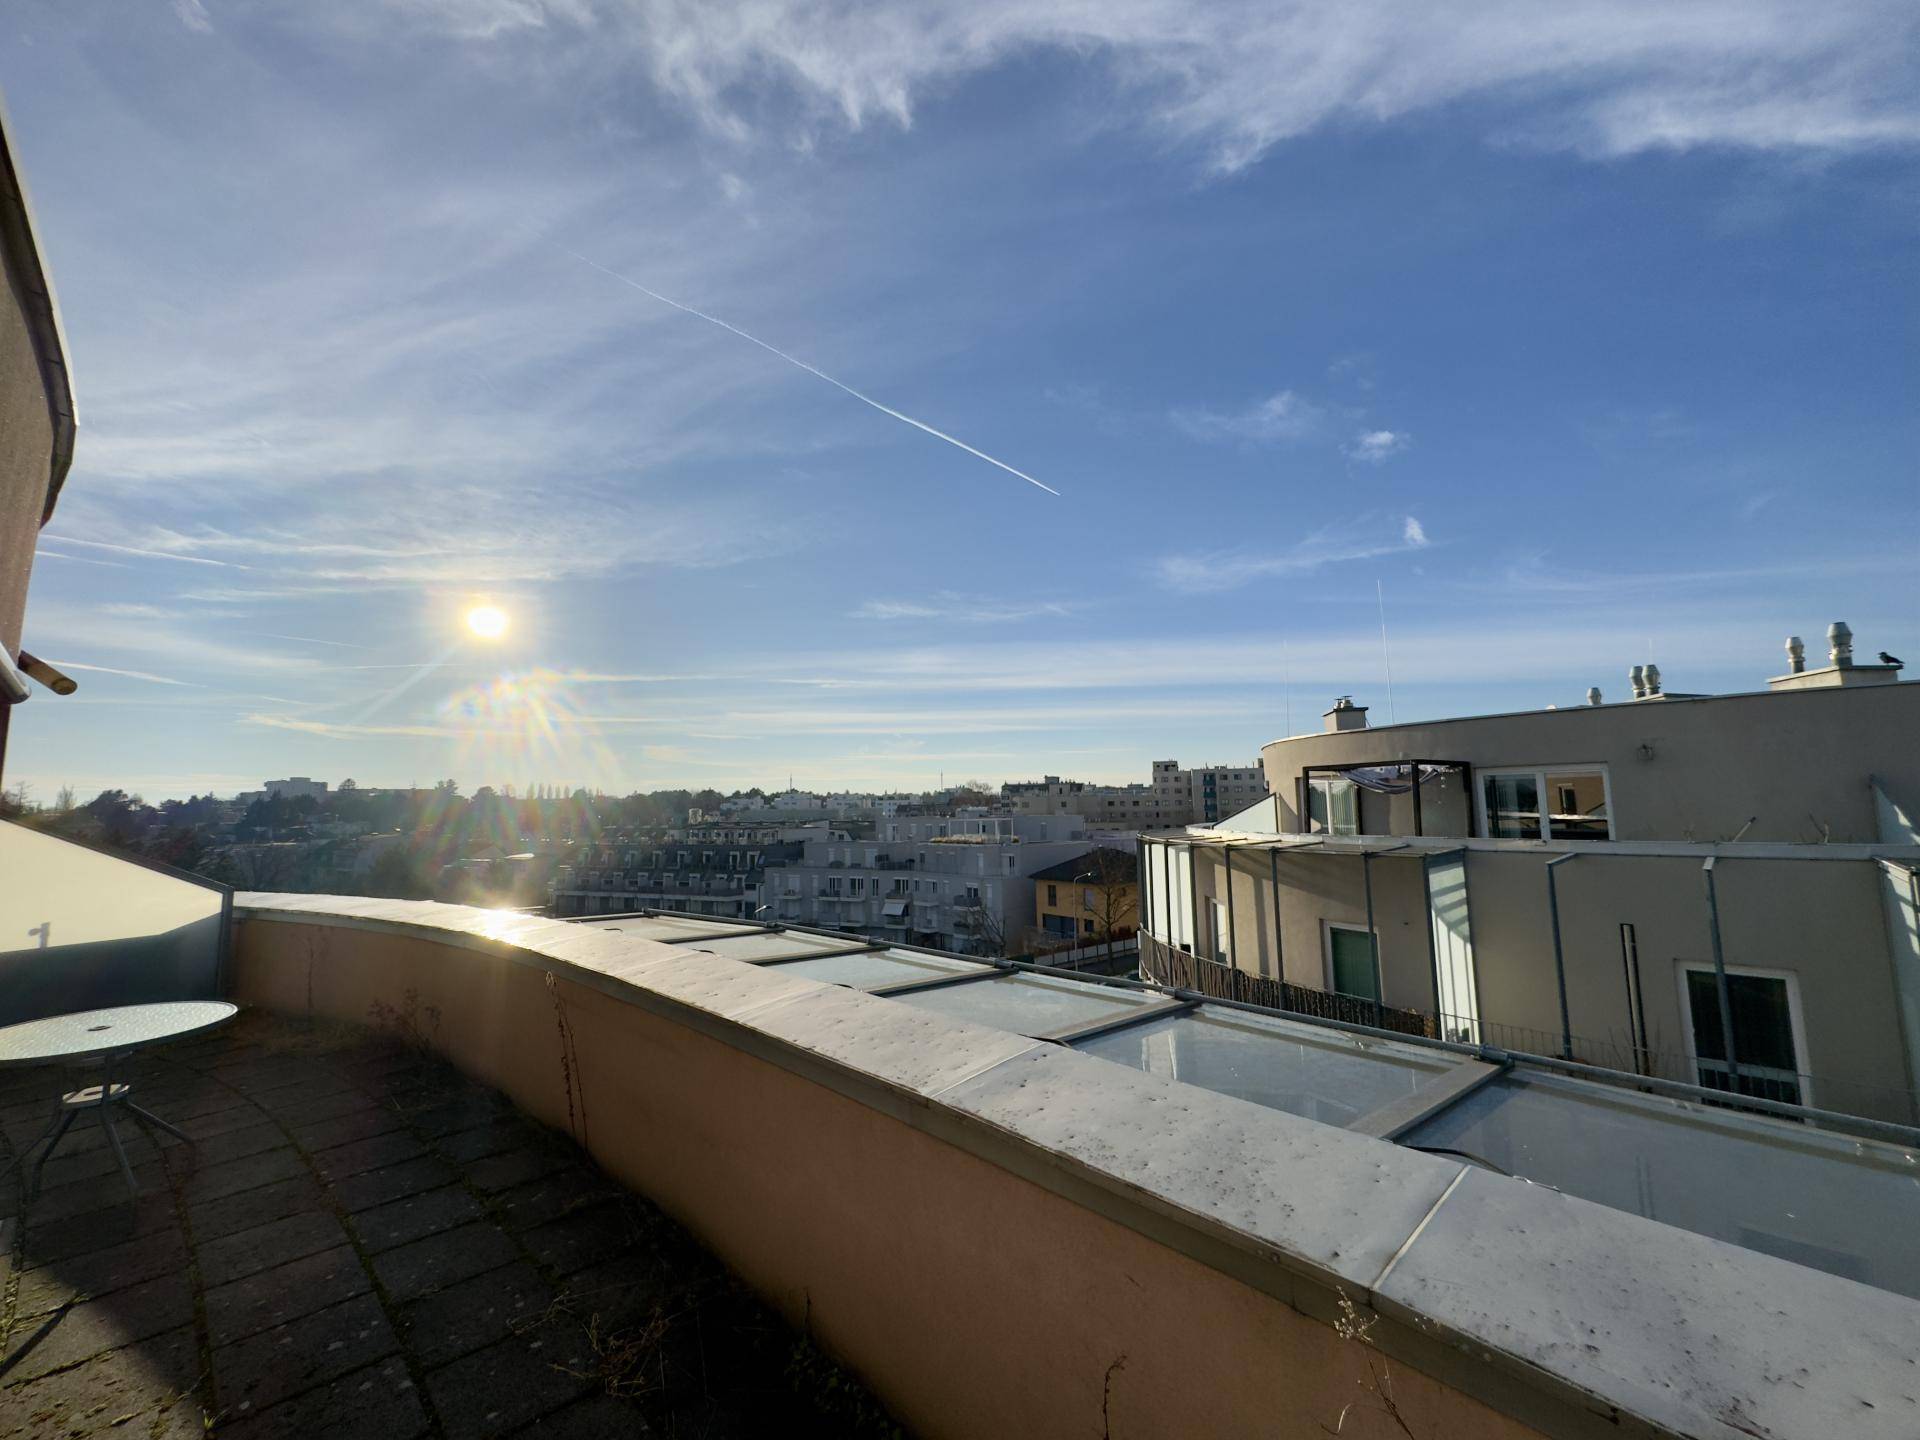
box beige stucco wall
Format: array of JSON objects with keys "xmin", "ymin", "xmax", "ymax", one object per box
[
  {"xmin": 0, "ymin": 232, "xmax": 55, "ymax": 656},
  {"xmin": 1183, "ymin": 843, "xmax": 1916, "ymax": 1123},
  {"xmin": 1264, "ymin": 684, "xmax": 1920, "ymax": 845},
  {"xmin": 231, "ymin": 913, "xmax": 1546, "ymax": 1440}
]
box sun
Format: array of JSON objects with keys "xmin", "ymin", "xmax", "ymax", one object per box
[{"xmin": 465, "ymin": 604, "xmax": 509, "ymax": 640}]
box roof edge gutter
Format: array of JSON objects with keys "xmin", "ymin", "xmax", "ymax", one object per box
[{"xmin": 0, "ymin": 91, "xmax": 76, "ymax": 521}]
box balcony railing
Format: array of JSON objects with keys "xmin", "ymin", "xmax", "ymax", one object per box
[{"xmin": 1138, "ymin": 934, "xmax": 1436, "ymax": 1039}]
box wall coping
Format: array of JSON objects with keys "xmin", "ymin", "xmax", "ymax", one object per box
[{"xmin": 235, "ymin": 894, "xmax": 1920, "ymax": 1440}]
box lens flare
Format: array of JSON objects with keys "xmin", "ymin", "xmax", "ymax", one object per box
[{"xmin": 466, "ymin": 605, "xmax": 509, "ymax": 640}]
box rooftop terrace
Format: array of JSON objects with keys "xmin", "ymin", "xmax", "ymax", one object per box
[{"xmin": 0, "ymin": 1010, "xmax": 900, "ymax": 1438}]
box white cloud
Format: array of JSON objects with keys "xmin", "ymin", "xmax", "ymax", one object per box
[
  {"xmin": 342, "ymin": 1, "xmax": 1920, "ymax": 168},
  {"xmin": 1173, "ymin": 390, "xmax": 1324, "ymax": 445},
  {"xmin": 852, "ymin": 592, "xmax": 1080, "ymax": 623},
  {"xmin": 1349, "ymin": 430, "xmax": 1409, "ymax": 463},
  {"xmin": 172, "ymin": 0, "xmax": 212, "ymax": 33},
  {"xmin": 1155, "ymin": 515, "xmax": 1432, "ymax": 594}
]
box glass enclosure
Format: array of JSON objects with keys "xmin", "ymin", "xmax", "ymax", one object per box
[
  {"xmin": 1076, "ymin": 1007, "xmax": 1449, "ymax": 1127},
  {"xmin": 894, "ymin": 973, "xmax": 1161, "ymax": 1035}
]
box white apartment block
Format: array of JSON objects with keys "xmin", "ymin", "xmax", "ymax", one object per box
[
  {"xmin": 1005, "ymin": 761, "xmax": 1269, "ymax": 827},
  {"xmin": 764, "ymin": 814, "xmax": 1089, "ymax": 955}
]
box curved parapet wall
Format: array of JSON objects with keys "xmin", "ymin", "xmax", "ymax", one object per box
[{"xmin": 230, "ymin": 895, "xmax": 1920, "ymax": 1440}]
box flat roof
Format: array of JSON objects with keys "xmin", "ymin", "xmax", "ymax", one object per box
[{"xmin": 559, "ymin": 905, "xmax": 1920, "ymax": 1302}]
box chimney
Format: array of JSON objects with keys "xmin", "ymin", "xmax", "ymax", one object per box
[
  {"xmin": 1324, "ymin": 696, "xmax": 1369, "ymax": 733},
  {"xmin": 1785, "ymin": 635, "xmax": 1805, "ymax": 674},
  {"xmin": 1629, "ymin": 665, "xmax": 1646, "ymax": 700},
  {"xmin": 1644, "ymin": 663, "xmax": 1662, "ymax": 696},
  {"xmin": 1586, "ymin": 687, "xmax": 1603, "ymax": 706},
  {"xmin": 1828, "ymin": 621, "xmax": 1853, "ymax": 668}
]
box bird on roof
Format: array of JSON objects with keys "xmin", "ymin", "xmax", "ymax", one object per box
[{"xmin": 1881, "ymin": 651, "xmax": 1904, "ymax": 667}]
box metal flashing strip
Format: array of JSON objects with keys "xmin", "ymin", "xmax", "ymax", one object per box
[
  {"xmin": 1346, "ymin": 1058, "xmax": 1508, "ymax": 1142},
  {"xmin": 662, "ymin": 925, "xmax": 779, "ymax": 944},
  {"xmin": 743, "ymin": 941, "xmax": 889, "ymax": 966},
  {"xmin": 1039, "ymin": 996, "xmax": 1197, "ymax": 1048},
  {"xmin": 864, "ymin": 965, "xmax": 1012, "ymax": 999}
]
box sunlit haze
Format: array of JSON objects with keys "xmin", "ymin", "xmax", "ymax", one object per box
[{"xmin": 5, "ymin": 0, "xmax": 1915, "ymax": 801}]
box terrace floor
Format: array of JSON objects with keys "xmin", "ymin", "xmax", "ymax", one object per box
[{"xmin": 0, "ymin": 1012, "xmax": 903, "ymax": 1439}]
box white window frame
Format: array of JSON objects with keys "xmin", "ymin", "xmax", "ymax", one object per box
[
  {"xmin": 1475, "ymin": 763, "xmax": 1615, "ymax": 841},
  {"xmin": 1322, "ymin": 920, "xmax": 1381, "ymax": 1002},
  {"xmin": 1306, "ymin": 775, "xmax": 1360, "ymax": 837},
  {"xmin": 1674, "ymin": 961, "xmax": 1812, "ymax": 1106},
  {"xmin": 1209, "ymin": 899, "xmax": 1230, "ymax": 963}
]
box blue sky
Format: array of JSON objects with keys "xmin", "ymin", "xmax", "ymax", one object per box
[{"xmin": 5, "ymin": 0, "xmax": 1916, "ymax": 801}]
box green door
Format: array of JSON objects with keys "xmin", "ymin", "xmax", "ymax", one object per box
[{"xmin": 1329, "ymin": 927, "xmax": 1379, "ymax": 1002}]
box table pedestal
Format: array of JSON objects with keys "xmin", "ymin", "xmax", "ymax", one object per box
[{"xmin": 2, "ymin": 1052, "xmax": 194, "ymax": 1207}]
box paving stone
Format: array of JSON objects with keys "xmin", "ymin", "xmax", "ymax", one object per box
[
  {"xmin": 216, "ymin": 1354, "xmax": 428, "ymax": 1440},
  {"xmin": 212, "ymin": 1291, "xmax": 398, "ymax": 1418},
  {"xmin": 425, "ymin": 1331, "xmax": 595, "ymax": 1439},
  {"xmin": 403, "ymin": 1092, "xmax": 509, "ymax": 1138},
  {"xmin": 327, "ymin": 1155, "xmax": 459, "ymax": 1214},
  {"xmin": 0, "ymin": 1324, "xmax": 204, "ymax": 1440},
  {"xmin": 507, "ymin": 1394, "xmax": 657, "ymax": 1438},
  {"xmin": 263, "ymin": 1087, "xmax": 370, "ymax": 1128},
  {"xmin": 313, "ymin": 1130, "xmax": 427, "ymax": 1183},
  {"xmin": 17, "ymin": 1191, "xmax": 177, "ymax": 1268},
  {"xmin": 7, "ymin": 1158, "xmax": 168, "ymax": 1225},
  {"xmin": 553, "ymin": 1249, "xmax": 678, "ymax": 1335},
  {"xmin": 467, "ymin": 1145, "xmax": 573, "ymax": 1194},
  {"xmin": 183, "ymin": 1121, "xmax": 288, "ymax": 1169},
  {"xmin": 204, "ymin": 1244, "xmax": 373, "ymax": 1348},
  {"xmin": 400, "ymin": 1260, "xmax": 558, "ymax": 1370},
  {"xmin": 436, "ymin": 1119, "xmax": 542, "ymax": 1164},
  {"xmin": 198, "ymin": 1209, "xmax": 349, "ymax": 1289},
  {"xmin": 179, "ymin": 1102, "xmax": 272, "ymax": 1141},
  {"xmin": 0, "ymin": 1270, "xmax": 196, "ymax": 1383},
  {"xmin": 371, "ymin": 1221, "xmax": 520, "ymax": 1303},
  {"xmin": 289, "ymin": 1105, "xmax": 406, "ymax": 1153},
  {"xmin": 14, "ymin": 1225, "xmax": 188, "ymax": 1319},
  {"xmin": 181, "ymin": 1147, "xmax": 306, "ymax": 1203},
  {"xmin": 188, "ymin": 1175, "xmax": 324, "ymax": 1243},
  {"xmin": 491, "ymin": 1170, "xmax": 623, "ymax": 1234},
  {"xmin": 350, "ymin": 1183, "xmax": 483, "ymax": 1254},
  {"xmin": 521, "ymin": 1201, "xmax": 641, "ymax": 1278}
]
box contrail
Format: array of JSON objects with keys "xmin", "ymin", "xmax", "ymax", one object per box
[{"xmin": 567, "ymin": 250, "xmax": 1059, "ymax": 497}]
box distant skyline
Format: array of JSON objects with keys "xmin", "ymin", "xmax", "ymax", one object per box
[{"xmin": 5, "ymin": 0, "xmax": 1917, "ymax": 802}]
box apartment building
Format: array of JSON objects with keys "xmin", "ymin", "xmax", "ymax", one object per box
[
  {"xmin": 1030, "ymin": 846, "xmax": 1140, "ymax": 949},
  {"xmin": 765, "ymin": 814, "xmax": 1089, "ymax": 955},
  {"xmin": 550, "ymin": 829, "xmax": 811, "ymax": 919},
  {"xmin": 1005, "ymin": 761, "xmax": 1269, "ymax": 828},
  {"xmin": 1136, "ymin": 626, "xmax": 1920, "ymax": 1124}
]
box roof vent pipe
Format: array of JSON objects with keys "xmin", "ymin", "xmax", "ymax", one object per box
[
  {"xmin": 1629, "ymin": 664, "xmax": 1646, "ymax": 700},
  {"xmin": 1829, "ymin": 621, "xmax": 1853, "ymax": 668},
  {"xmin": 1586, "ymin": 687, "xmax": 1603, "ymax": 706},
  {"xmin": 1786, "ymin": 635, "xmax": 1805, "ymax": 674},
  {"xmin": 1645, "ymin": 663, "xmax": 1662, "ymax": 696}
]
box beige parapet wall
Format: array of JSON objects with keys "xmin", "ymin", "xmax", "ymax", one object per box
[{"xmin": 231, "ymin": 896, "xmax": 1920, "ymax": 1440}]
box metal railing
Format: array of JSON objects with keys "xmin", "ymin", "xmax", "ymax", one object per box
[{"xmin": 1139, "ymin": 935, "xmax": 1437, "ymax": 1039}]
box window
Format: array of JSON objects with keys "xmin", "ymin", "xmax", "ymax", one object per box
[
  {"xmin": 1209, "ymin": 899, "xmax": 1229, "ymax": 963},
  {"xmin": 1679, "ymin": 965, "xmax": 1808, "ymax": 1106},
  {"xmin": 1325, "ymin": 924, "xmax": 1379, "ymax": 1003},
  {"xmin": 1082, "ymin": 917, "xmax": 1094, "ymax": 934},
  {"xmin": 1307, "ymin": 776, "xmax": 1359, "ymax": 836},
  {"xmin": 1083, "ymin": 887, "xmax": 1097, "ymax": 909},
  {"xmin": 1046, "ymin": 884, "xmax": 1058, "ymax": 906},
  {"xmin": 1479, "ymin": 767, "xmax": 1611, "ymax": 840}
]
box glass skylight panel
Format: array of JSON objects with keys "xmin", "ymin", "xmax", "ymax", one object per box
[
  {"xmin": 1403, "ymin": 1072, "xmax": 1920, "ymax": 1299},
  {"xmin": 891, "ymin": 973, "xmax": 1159, "ymax": 1035},
  {"xmin": 1075, "ymin": 1007, "xmax": 1450, "ymax": 1127},
  {"xmin": 686, "ymin": 931, "xmax": 861, "ymax": 961},
  {"xmin": 778, "ymin": 949, "xmax": 979, "ymax": 989},
  {"xmin": 579, "ymin": 915, "xmax": 736, "ymax": 939}
]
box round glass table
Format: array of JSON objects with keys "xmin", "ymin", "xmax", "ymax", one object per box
[{"xmin": 0, "ymin": 1001, "xmax": 239, "ymax": 1206}]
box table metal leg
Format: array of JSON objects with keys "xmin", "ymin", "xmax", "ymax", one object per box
[
  {"xmin": 95, "ymin": 1103, "xmax": 138, "ymax": 1207},
  {"xmin": 25, "ymin": 1110, "xmax": 77, "ymax": 1199},
  {"xmin": 125, "ymin": 1103, "xmax": 193, "ymax": 1146}
]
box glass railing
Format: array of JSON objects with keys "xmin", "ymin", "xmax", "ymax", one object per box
[{"xmin": 0, "ymin": 819, "xmax": 230, "ymax": 1025}]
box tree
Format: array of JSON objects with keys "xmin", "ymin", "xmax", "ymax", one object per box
[
  {"xmin": 54, "ymin": 784, "xmax": 75, "ymax": 813},
  {"xmin": 364, "ymin": 846, "xmax": 432, "ymax": 900},
  {"xmin": 1077, "ymin": 847, "xmax": 1141, "ymax": 970}
]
